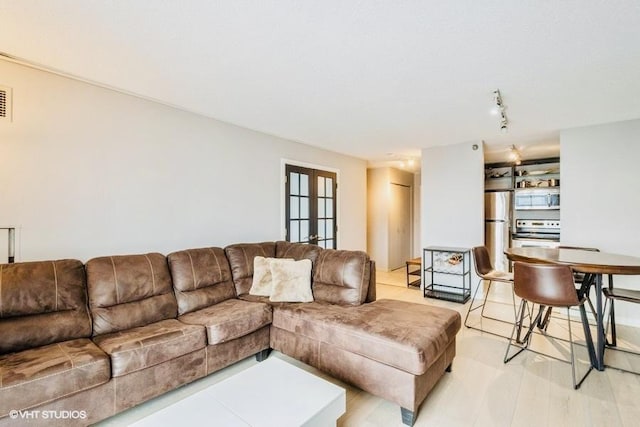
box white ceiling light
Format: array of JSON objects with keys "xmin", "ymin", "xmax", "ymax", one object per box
[{"xmin": 510, "ymin": 144, "xmax": 521, "ymax": 165}]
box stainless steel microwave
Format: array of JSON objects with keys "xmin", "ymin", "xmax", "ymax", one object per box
[{"xmin": 514, "ymin": 188, "xmax": 560, "ymax": 210}]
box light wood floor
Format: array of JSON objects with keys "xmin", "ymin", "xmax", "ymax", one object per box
[{"xmin": 98, "ymin": 269, "xmax": 640, "ymax": 427}]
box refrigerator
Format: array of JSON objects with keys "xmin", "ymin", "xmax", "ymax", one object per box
[{"xmin": 484, "ymin": 191, "xmax": 511, "ymax": 272}]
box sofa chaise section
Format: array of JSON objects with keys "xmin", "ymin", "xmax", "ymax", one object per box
[{"xmin": 270, "ymin": 250, "xmax": 461, "ymax": 426}]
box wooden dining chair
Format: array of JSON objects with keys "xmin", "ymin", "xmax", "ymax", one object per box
[
  {"xmin": 504, "ymin": 262, "xmax": 595, "ymax": 389},
  {"xmin": 464, "ymin": 246, "xmax": 516, "ymax": 338}
]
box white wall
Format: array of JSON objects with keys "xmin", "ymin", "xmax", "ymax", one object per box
[
  {"xmin": 561, "ymin": 118, "xmax": 640, "ymax": 326},
  {"xmin": 421, "ymin": 141, "xmax": 484, "ymax": 249},
  {"xmin": 0, "ymin": 59, "xmax": 367, "ymax": 262}
]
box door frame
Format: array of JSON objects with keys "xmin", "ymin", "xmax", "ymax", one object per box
[{"xmin": 280, "ymin": 159, "xmax": 341, "ymax": 247}]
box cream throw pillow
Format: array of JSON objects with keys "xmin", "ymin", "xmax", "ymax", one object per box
[
  {"xmin": 269, "ymin": 258, "xmax": 314, "ymax": 303},
  {"xmin": 249, "ymin": 256, "xmax": 274, "ymax": 296}
]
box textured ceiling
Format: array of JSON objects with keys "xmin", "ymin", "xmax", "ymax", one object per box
[{"xmin": 1, "ymin": 1, "xmax": 639, "ymax": 162}]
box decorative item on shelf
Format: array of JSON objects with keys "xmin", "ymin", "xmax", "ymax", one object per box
[
  {"xmin": 448, "ymin": 253, "xmax": 463, "ymax": 265},
  {"xmin": 487, "ymin": 170, "xmax": 509, "ymax": 179}
]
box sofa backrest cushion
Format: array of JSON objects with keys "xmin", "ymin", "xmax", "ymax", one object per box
[
  {"xmin": 0, "ymin": 259, "xmax": 92, "ymax": 354},
  {"xmin": 313, "ymin": 249, "xmax": 371, "ymax": 306},
  {"xmin": 225, "ymin": 242, "xmax": 276, "ymax": 296},
  {"xmin": 275, "ymin": 241, "xmax": 322, "ymax": 264},
  {"xmin": 86, "ymin": 253, "xmax": 177, "ymax": 336},
  {"xmin": 167, "ymin": 247, "xmax": 236, "ymax": 315}
]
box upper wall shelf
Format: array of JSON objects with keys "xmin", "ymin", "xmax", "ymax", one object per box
[{"xmin": 485, "ymin": 157, "xmax": 560, "ymax": 191}]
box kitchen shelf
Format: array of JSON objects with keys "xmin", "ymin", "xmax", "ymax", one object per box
[
  {"xmin": 484, "ymin": 165, "xmax": 514, "ymax": 191},
  {"xmin": 485, "ymin": 157, "xmax": 560, "ymax": 192},
  {"xmin": 423, "ymin": 246, "xmax": 471, "ymax": 304}
]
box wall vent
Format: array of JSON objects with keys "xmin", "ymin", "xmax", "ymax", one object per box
[{"xmin": 0, "ymin": 85, "xmax": 13, "ymax": 122}]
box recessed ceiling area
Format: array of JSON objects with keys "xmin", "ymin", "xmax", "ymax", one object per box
[{"xmin": 1, "ymin": 2, "xmax": 639, "ymax": 163}]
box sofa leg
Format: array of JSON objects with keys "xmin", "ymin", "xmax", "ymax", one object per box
[
  {"xmin": 401, "ymin": 407, "xmax": 415, "ymax": 426},
  {"xmin": 255, "ymin": 348, "xmax": 272, "ymax": 362},
  {"xmin": 445, "ymin": 362, "xmax": 452, "ymax": 373}
]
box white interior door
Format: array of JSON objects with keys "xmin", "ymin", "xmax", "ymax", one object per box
[{"xmin": 389, "ymin": 183, "xmax": 412, "ymax": 270}]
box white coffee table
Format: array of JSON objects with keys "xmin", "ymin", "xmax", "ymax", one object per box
[{"xmin": 130, "ymin": 357, "xmax": 346, "ymax": 427}]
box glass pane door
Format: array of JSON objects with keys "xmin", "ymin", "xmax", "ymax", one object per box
[{"xmin": 285, "ymin": 164, "xmax": 337, "ymax": 249}]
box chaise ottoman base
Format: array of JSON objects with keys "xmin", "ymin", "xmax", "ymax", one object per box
[{"xmin": 271, "ymin": 298, "xmax": 460, "ymax": 427}]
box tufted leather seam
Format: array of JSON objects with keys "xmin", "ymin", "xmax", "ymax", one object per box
[
  {"xmin": 51, "ymin": 262, "xmax": 59, "ymax": 311},
  {"xmin": 241, "ymin": 247, "xmax": 249, "ymax": 279},
  {"xmin": 56, "ymin": 343, "xmax": 74, "ymax": 368},
  {"xmin": 108, "ymin": 329, "xmax": 202, "ymax": 355},
  {"xmin": 187, "ymin": 251, "xmax": 197, "ymax": 291},
  {"xmin": 341, "ymin": 256, "xmax": 346, "ymax": 288},
  {"xmin": 0, "ymin": 359, "xmax": 107, "ymax": 390},
  {"xmin": 209, "ymin": 248, "xmax": 223, "ymax": 284},
  {"xmin": 110, "ymin": 257, "xmax": 120, "ymax": 305},
  {"xmin": 144, "ymin": 254, "xmax": 156, "ymax": 295}
]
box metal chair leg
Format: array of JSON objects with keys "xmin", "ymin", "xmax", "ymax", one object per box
[
  {"xmin": 505, "ymin": 299, "xmax": 530, "ymax": 363},
  {"xmin": 479, "ymin": 280, "xmax": 494, "ymax": 318},
  {"xmin": 464, "ymin": 278, "xmax": 487, "ymax": 327},
  {"xmin": 571, "ymin": 305, "xmax": 595, "ymax": 389},
  {"xmin": 609, "ymin": 275, "xmax": 617, "ymax": 347}
]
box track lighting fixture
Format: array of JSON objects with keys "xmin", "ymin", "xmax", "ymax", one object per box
[{"xmin": 492, "ymin": 89, "xmax": 509, "ymax": 133}]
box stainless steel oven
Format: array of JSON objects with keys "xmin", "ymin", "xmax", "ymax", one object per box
[
  {"xmin": 514, "ymin": 188, "xmax": 560, "ymax": 210},
  {"xmin": 512, "ymin": 219, "xmax": 560, "ymax": 248}
]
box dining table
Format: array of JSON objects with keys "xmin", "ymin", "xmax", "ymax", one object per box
[{"xmin": 504, "ymin": 246, "xmax": 640, "ymax": 371}]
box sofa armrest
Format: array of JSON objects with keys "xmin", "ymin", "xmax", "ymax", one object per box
[{"xmin": 366, "ymin": 260, "xmax": 376, "ymax": 302}]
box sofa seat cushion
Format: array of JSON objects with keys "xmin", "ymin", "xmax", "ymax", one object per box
[
  {"xmin": 272, "ymin": 299, "xmax": 461, "ymax": 375},
  {"xmin": 0, "ymin": 338, "xmax": 110, "ymax": 416},
  {"xmin": 93, "ymin": 319, "xmax": 206, "ymax": 377},
  {"xmin": 179, "ymin": 299, "xmax": 272, "ymax": 345}
]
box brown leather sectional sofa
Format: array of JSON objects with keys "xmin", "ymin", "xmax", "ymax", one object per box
[{"xmin": 0, "ymin": 241, "xmax": 460, "ymax": 426}]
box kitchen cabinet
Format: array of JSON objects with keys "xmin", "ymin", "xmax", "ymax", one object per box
[{"xmin": 423, "ymin": 246, "xmax": 471, "ymax": 303}]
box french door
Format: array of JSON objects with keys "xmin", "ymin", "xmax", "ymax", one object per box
[{"xmin": 285, "ymin": 164, "xmax": 337, "ymax": 249}]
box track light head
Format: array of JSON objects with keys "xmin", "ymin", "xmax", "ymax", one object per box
[{"xmin": 492, "ymin": 89, "xmax": 508, "ymax": 133}]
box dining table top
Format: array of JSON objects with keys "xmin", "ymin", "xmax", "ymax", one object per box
[{"xmin": 504, "ymin": 247, "xmax": 640, "ymax": 275}]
